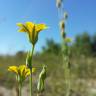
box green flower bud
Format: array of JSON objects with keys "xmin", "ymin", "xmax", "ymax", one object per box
[
  {"xmin": 64, "ymin": 12, "xmax": 68, "ymax": 20},
  {"xmin": 59, "ymin": 20, "xmax": 65, "ymax": 30},
  {"xmin": 37, "ymin": 65, "xmax": 47, "ymax": 93}
]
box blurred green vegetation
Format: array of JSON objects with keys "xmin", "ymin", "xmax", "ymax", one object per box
[{"xmin": 0, "ymin": 32, "xmax": 96, "ymax": 96}]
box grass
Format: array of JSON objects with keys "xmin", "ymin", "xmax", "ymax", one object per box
[{"xmin": 0, "ymin": 52, "xmax": 96, "ymax": 96}]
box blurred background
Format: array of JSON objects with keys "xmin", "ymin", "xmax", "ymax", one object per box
[{"xmin": 0, "ymin": 0, "xmax": 96, "ymax": 96}]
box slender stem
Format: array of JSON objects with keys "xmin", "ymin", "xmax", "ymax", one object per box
[
  {"xmin": 37, "ymin": 93, "xmax": 39, "ymax": 96},
  {"xmin": 62, "ymin": 40, "xmax": 70, "ymax": 96},
  {"xmin": 37, "ymin": 93, "xmax": 42, "ymax": 96},
  {"xmin": 30, "ymin": 70, "xmax": 32, "ymax": 96},
  {"xmin": 30, "ymin": 45, "xmax": 35, "ymax": 96},
  {"xmin": 19, "ymin": 83, "xmax": 22, "ymax": 96}
]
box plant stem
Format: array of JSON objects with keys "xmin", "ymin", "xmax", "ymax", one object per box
[
  {"xmin": 30, "ymin": 70, "xmax": 32, "ymax": 96},
  {"xmin": 30, "ymin": 45, "xmax": 35, "ymax": 96},
  {"xmin": 19, "ymin": 83, "xmax": 22, "ymax": 96},
  {"xmin": 62, "ymin": 41, "xmax": 70, "ymax": 96},
  {"xmin": 37, "ymin": 93, "xmax": 39, "ymax": 96},
  {"xmin": 37, "ymin": 93, "xmax": 42, "ymax": 96}
]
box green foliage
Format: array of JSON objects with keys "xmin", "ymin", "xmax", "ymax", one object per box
[
  {"xmin": 42, "ymin": 32, "xmax": 96, "ymax": 57},
  {"xmin": 73, "ymin": 32, "xmax": 91, "ymax": 56},
  {"xmin": 91, "ymin": 34, "xmax": 96, "ymax": 56},
  {"xmin": 42, "ymin": 39, "xmax": 61, "ymax": 55},
  {"xmin": 1, "ymin": 33, "xmax": 96, "ymax": 95},
  {"xmin": 0, "ymin": 50, "xmax": 96, "ymax": 95}
]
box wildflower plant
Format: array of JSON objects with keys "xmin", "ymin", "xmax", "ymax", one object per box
[
  {"xmin": 16, "ymin": 21, "xmax": 47, "ymax": 96},
  {"xmin": 56, "ymin": 0, "xmax": 72, "ymax": 96},
  {"xmin": 8, "ymin": 21, "xmax": 47, "ymax": 96}
]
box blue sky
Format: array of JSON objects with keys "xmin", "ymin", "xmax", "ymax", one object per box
[{"xmin": 0, "ymin": 0, "xmax": 96, "ymax": 54}]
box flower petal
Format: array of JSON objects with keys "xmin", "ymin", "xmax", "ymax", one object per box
[
  {"xmin": 8, "ymin": 66, "xmax": 18, "ymax": 74},
  {"xmin": 35, "ymin": 24, "xmax": 47, "ymax": 33},
  {"xmin": 25, "ymin": 69, "xmax": 30, "ymax": 77},
  {"xmin": 18, "ymin": 65, "xmax": 26, "ymax": 76},
  {"xmin": 32, "ymin": 68, "xmax": 36, "ymax": 73},
  {"xmin": 25, "ymin": 22, "xmax": 35, "ymax": 33},
  {"xmin": 17, "ymin": 23, "xmax": 23, "ymax": 27},
  {"xmin": 17, "ymin": 23, "xmax": 27, "ymax": 32},
  {"xmin": 25, "ymin": 68, "xmax": 36, "ymax": 77}
]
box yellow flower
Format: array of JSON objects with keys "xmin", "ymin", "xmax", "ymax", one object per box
[
  {"xmin": 8, "ymin": 65, "xmax": 35, "ymax": 80},
  {"xmin": 17, "ymin": 22, "xmax": 47, "ymax": 45}
]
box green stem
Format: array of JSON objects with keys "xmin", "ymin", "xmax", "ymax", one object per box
[
  {"xmin": 62, "ymin": 40, "xmax": 70, "ymax": 96},
  {"xmin": 37, "ymin": 93, "xmax": 42, "ymax": 96},
  {"xmin": 30, "ymin": 70, "xmax": 32, "ymax": 96},
  {"xmin": 30, "ymin": 45, "xmax": 35, "ymax": 96},
  {"xmin": 37, "ymin": 93, "xmax": 39, "ymax": 96},
  {"xmin": 19, "ymin": 83, "xmax": 22, "ymax": 96}
]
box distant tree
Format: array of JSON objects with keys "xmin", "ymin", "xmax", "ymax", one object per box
[
  {"xmin": 42, "ymin": 32, "xmax": 96, "ymax": 56},
  {"xmin": 15, "ymin": 51, "xmax": 26, "ymax": 59},
  {"xmin": 91, "ymin": 34, "xmax": 96, "ymax": 56},
  {"xmin": 73, "ymin": 32, "xmax": 91, "ymax": 56},
  {"xmin": 42, "ymin": 39, "xmax": 61, "ymax": 55}
]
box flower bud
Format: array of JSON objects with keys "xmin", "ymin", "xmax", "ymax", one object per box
[
  {"xmin": 64, "ymin": 12, "xmax": 68, "ymax": 20},
  {"xmin": 37, "ymin": 65, "xmax": 47, "ymax": 93},
  {"xmin": 59, "ymin": 20, "xmax": 65, "ymax": 30},
  {"xmin": 56, "ymin": 0, "xmax": 62, "ymax": 8}
]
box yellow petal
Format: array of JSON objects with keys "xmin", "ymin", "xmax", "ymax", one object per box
[
  {"xmin": 8, "ymin": 66, "xmax": 18, "ymax": 74},
  {"xmin": 18, "ymin": 28, "xmax": 27, "ymax": 32},
  {"xmin": 25, "ymin": 22, "xmax": 35, "ymax": 33},
  {"xmin": 18, "ymin": 65, "xmax": 26, "ymax": 76},
  {"xmin": 32, "ymin": 68, "xmax": 36, "ymax": 73},
  {"xmin": 25, "ymin": 68, "xmax": 36, "ymax": 77},
  {"xmin": 17, "ymin": 23, "xmax": 23, "ymax": 27},
  {"xmin": 25, "ymin": 69, "xmax": 30, "ymax": 77},
  {"xmin": 17, "ymin": 23, "xmax": 27, "ymax": 32},
  {"xmin": 35, "ymin": 24, "xmax": 47, "ymax": 33}
]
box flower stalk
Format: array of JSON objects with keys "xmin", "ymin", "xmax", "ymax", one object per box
[
  {"xmin": 56, "ymin": 0, "xmax": 71, "ymax": 96},
  {"xmin": 30, "ymin": 45, "xmax": 35, "ymax": 96},
  {"xmin": 19, "ymin": 82, "xmax": 22, "ymax": 96},
  {"xmin": 62, "ymin": 40, "xmax": 71, "ymax": 96},
  {"xmin": 30, "ymin": 70, "xmax": 32, "ymax": 96}
]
